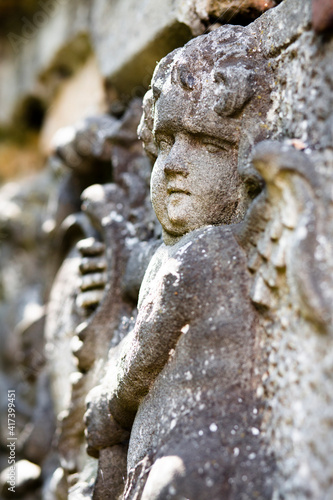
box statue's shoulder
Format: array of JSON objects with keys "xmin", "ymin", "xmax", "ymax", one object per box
[
  {"xmin": 172, "ymin": 224, "xmax": 245, "ymax": 267},
  {"xmin": 139, "ymin": 225, "xmax": 248, "ymax": 308}
]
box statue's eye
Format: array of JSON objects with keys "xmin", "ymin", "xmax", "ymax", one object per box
[
  {"xmin": 202, "ymin": 141, "xmax": 226, "ymax": 153},
  {"xmin": 156, "ymin": 135, "xmax": 174, "ymax": 152}
]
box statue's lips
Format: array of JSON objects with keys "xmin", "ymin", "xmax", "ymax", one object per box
[{"xmin": 167, "ymin": 187, "xmax": 191, "ymax": 196}]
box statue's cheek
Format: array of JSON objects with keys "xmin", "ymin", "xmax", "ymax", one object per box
[{"xmin": 151, "ymin": 170, "xmax": 168, "ymax": 211}]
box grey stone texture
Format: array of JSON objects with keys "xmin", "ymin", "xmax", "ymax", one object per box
[
  {"xmin": 1, "ymin": 0, "xmax": 333, "ymax": 499},
  {"xmin": 253, "ymin": 2, "xmax": 333, "ymax": 497},
  {"xmin": 83, "ymin": 5, "xmax": 333, "ymax": 498}
]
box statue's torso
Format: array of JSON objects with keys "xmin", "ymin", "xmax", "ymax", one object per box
[{"xmin": 124, "ymin": 225, "xmax": 272, "ymax": 499}]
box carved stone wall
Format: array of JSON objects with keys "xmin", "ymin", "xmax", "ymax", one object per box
[{"xmin": 0, "ymin": 0, "xmax": 333, "ymax": 499}]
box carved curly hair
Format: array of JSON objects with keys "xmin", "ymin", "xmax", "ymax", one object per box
[{"xmin": 138, "ymin": 25, "xmax": 272, "ymax": 193}]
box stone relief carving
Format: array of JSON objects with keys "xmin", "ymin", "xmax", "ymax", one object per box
[
  {"xmin": 240, "ymin": 140, "xmax": 332, "ymax": 334},
  {"xmin": 82, "ymin": 26, "xmax": 277, "ymax": 499},
  {"xmin": 44, "ymin": 99, "xmax": 158, "ymax": 498},
  {"xmin": 1, "ymin": 2, "xmax": 333, "ymax": 499},
  {"xmin": 43, "ymin": 16, "xmax": 333, "ymax": 500}
]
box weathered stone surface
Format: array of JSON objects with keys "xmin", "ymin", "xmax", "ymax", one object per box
[
  {"xmin": 120, "ymin": 227, "xmax": 274, "ymax": 498},
  {"xmin": 81, "ymin": 25, "xmax": 276, "ymax": 498},
  {"xmin": 0, "ymin": 160, "xmax": 64, "ymax": 497},
  {"xmin": 248, "ymin": 2, "xmax": 333, "ymax": 497},
  {"xmin": 256, "ymin": 0, "xmax": 312, "ymax": 57},
  {"xmin": 1, "ymin": 0, "xmax": 333, "ymax": 499},
  {"xmin": 90, "ymin": 0, "xmax": 193, "ymax": 98},
  {"xmin": 80, "ymin": 5, "xmax": 333, "ymax": 498},
  {"xmin": 91, "ymin": 446, "xmax": 128, "ymax": 499}
]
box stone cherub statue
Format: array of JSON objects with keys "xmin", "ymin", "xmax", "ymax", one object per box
[
  {"xmin": 82, "ymin": 25, "xmax": 274, "ymax": 499},
  {"xmin": 83, "ymin": 24, "xmax": 332, "ymax": 499}
]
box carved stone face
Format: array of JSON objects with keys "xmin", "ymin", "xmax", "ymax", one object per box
[
  {"xmin": 139, "ymin": 26, "xmax": 272, "ymax": 243},
  {"xmin": 150, "ymin": 102, "xmax": 244, "ymax": 240}
]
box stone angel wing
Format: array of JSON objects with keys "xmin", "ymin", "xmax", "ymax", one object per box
[{"xmin": 236, "ymin": 140, "xmax": 333, "ymax": 335}]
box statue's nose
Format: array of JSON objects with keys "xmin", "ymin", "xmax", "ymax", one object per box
[{"xmin": 163, "ymin": 148, "xmax": 189, "ymax": 177}]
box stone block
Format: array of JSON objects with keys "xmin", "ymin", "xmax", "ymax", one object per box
[
  {"xmin": 255, "ymin": 0, "xmax": 312, "ymax": 56},
  {"xmin": 90, "ymin": 0, "xmax": 279, "ymax": 98},
  {"xmin": 90, "ymin": 0, "xmax": 194, "ymax": 98}
]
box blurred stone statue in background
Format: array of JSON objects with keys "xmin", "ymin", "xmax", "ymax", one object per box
[{"xmin": 43, "ymin": 99, "xmax": 159, "ymax": 499}]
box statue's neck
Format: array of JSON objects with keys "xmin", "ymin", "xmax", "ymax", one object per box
[{"xmin": 162, "ymin": 229, "xmax": 186, "ymax": 246}]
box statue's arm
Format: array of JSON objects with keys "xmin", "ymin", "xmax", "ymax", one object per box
[
  {"xmin": 108, "ymin": 283, "xmax": 191, "ymax": 428},
  {"xmin": 84, "ymin": 289, "xmax": 188, "ymax": 455},
  {"xmin": 89, "ymin": 246, "xmax": 198, "ymax": 430}
]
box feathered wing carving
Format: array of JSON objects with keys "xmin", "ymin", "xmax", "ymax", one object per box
[{"xmin": 236, "ymin": 140, "xmax": 332, "ymax": 335}]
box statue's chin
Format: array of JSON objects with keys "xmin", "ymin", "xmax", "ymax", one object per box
[
  {"xmin": 159, "ymin": 215, "xmax": 189, "ymax": 242},
  {"xmin": 167, "ymin": 198, "xmax": 190, "ymax": 226},
  {"xmin": 165, "ymin": 214, "xmax": 190, "ymax": 236},
  {"xmin": 156, "ymin": 199, "xmax": 209, "ymax": 241}
]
